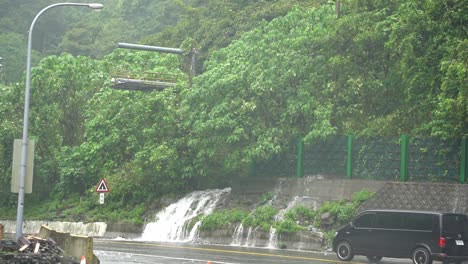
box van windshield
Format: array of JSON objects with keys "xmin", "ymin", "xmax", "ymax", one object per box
[{"xmin": 443, "ymin": 214, "xmax": 468, "ymax": 235}]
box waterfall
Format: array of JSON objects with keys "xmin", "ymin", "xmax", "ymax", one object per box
[
  {"xmin": 265, "ymin": 196, "xmax": 300, "ymax": 249},
  {"xmin": 140, "ymin": 188, "xmax": 230, "ymax": 242},
  {"xmin": 230, "ymin": 223, "xmax": 244, "ymax": 246},
  {"xmin": 267, "ymin": 226, "xmax": 278, "ymax": 248},
  {"xmin": 246, "ymin": 227, "xmax": 258, "ymax": 247}
]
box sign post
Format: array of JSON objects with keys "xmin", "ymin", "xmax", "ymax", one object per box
[{"xmin": 95, "ymin": 178, "xmax": 110, "ymax": 204}]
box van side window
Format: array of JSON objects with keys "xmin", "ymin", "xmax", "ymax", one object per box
[
  {"xmin": 405, "ymin": 213, "xmax": 433, "ymax": 230},
  {"xmin": 354, "ymin": 213, "xmax": 374, "ymax": 228},
  {"xmin": 374, "ymin": 212, "xmax": 402, "ymax": 229}
]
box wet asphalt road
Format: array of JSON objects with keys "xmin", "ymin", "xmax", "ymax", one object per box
[{"xmin": 93, "ymin": 239, "xmax": 413, "ymax": 264}]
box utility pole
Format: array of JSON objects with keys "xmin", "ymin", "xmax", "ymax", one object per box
[
  {"xmin": 336, "ymin": 0, "xmax": 340, "ymax": 18},
  {"xmin": 0, "ymin": 57, "xmax": 3, "ymax": 82}
]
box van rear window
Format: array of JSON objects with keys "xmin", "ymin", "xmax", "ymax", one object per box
[{"xmin": 443, "ymin": 214, "xmax": 468, "ymax": 235}]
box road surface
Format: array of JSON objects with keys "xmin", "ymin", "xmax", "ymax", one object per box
[{"xmin": 94, "ymin": 239, "xmax": 412, "ymax": 264}]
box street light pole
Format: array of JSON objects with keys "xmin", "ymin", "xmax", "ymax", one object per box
[{"xmin": 16, "ymin": 2, "xmax": 103, "ymax": 241}]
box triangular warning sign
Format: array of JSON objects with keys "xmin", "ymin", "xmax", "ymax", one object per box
[{"xmin": 96, "ymin": 178, "xmax": 110, "ymax": 193}]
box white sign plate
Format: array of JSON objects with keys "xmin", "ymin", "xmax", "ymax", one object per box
[{"xmin": 99, "ymin": 193, "xmax": 105, "ymax": 204}]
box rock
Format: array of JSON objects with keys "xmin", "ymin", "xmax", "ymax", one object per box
[{"xmin": 320, "ymin": 212, "xmax": 335, "ymax": 227}]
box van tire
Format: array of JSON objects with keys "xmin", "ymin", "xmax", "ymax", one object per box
[
  {"xmin": 412, "ymin": 247, "xmax": 432, "ymax": 264},
  {"xmin": 336, "ymin": 241, "xmax": 354, "ymax": 261},
  {"xmin": 366, "ymin": 256, "xmax": 383, "ymax": 263}
]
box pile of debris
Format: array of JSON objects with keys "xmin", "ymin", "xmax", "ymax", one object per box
[{"xmin": 0, "ymin": 236, "xmax": 79, "ymax": 264}]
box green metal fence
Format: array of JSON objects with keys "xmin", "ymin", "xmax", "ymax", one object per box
[
  {"xmin": 301, "ymin": 136, "xmax": 347, "ymax": 176},
  {"xmin": 407, "ymin": 137, "xmax": 462, "ymax": 183},
  {"xmin": 351, "ymin": 136, "xmax": 401, "ymax": 181},
  {"xmin": 259, "ymin": 135, "xmax": 467, "ymax": 184}
]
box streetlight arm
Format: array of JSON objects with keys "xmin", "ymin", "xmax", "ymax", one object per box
[{"xmin": 24, "ymin": 1, "xmax": 104, "ymax": 136}]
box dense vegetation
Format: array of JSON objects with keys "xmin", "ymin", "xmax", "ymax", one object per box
[{"xmin": 0, "ymin": 0, "xmax": 466, "ymax": 223}]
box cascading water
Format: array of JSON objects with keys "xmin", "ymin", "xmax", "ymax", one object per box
[
  {"xmin": 230, "ymin": 223, "xmax": 244, "ymax": 246},
  {"xmin": 267, "ymin": 226, "xmax": 278, "ymax": 248},
  {"xmin": 140, "ymin": 188, "xmax": 231, "ymax": 242},
  {"xmin": 230, "ymin": 179, "xmax": 287, "ymax": 248},
  {"xmin": 246, "ymin": 227, "xmax": 258, "ymax": 247}
]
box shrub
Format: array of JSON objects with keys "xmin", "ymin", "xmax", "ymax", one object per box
[
  {"xmin": 242, "ymin": 205, "xmax": 278, "ymax": 231},
  {"xmin": 260, "ymin": 192, "xmax": 274, "ymax": 204},
  {"xmin": 275, "ymin": 219, "xmax": 305, "ymax": 234},
  {"xmin": 200, "ymin": 209, "xmax": 249, "ymax": 231},
  {"xmin": 284, "ymin": 205, "xmax": 316, "ymax": 225}
]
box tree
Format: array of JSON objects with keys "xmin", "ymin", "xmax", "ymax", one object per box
[
  {"xmin": 0, "ymin": 82, "xmax": 24, "ymax": 206},
  {"xmin": 384, "ymin": 0, "xmax": 467, "ymax": 138},
  {"xmin": 141, "ymin": 0, "xmax": 318, "ymax": 74},
  {"xmin": 183, "ymin": 6, "xmax": 338, "ymax": 178}
]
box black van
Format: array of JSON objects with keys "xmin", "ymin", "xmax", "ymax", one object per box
[{"xmin": 332, "ymin": 210, "xmax": 468, "ymax": 264}]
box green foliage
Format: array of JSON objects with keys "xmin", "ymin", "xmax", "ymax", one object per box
[
  {"xmin": 242, "ymin": 205, "xmax": 278, "ymax": 231},
  {"xmin": 351, "ymin": 189, "xmax": 375, "ymax": 204},
  {"xmin": 0, "ymin": 83, "xmax": 20, "ymax": 207},
  {"xmin": 284, "ymin": 205, "xmax": 316, "ymax": 225},
  {"xmin": 323, "ymin": 229, "xmax": 337, "ymax": 248},
  {"xmin": 0, "ymin": 0, "xmax": 465, "ymax": 223},
  {"xmin": 260, "ymin": 192, "xmax": 274, "ymax": 204},
  {"xmin": 0, "ymin": 33, "xmax": 30, "ymax": 83},
  {"xmin": 274, "ymin": 205, "xmax": 316, "ymax": 234},
  {"xmin": 317, "ymin": 189, "xmax": 375, "ymax": 228},
  {"xmin": 0, "ymin": 0, "xmax": 183, "ymax": 83},
  {"xmin": 142, "ymin": 0, "xmax": 317, "ymax": 74},
  {"xmin": 186, "ymin": 215, "xmax": 203, "ymax": 230},
  {"xmin": 184, "ymin": 6, "xmax": 338, "ymax": 177},
  {"xmin": 275, "ymin": 219, "xmax": 305, "ymax": 234},
  {"xmin": 200, "ymin": 189, "xmax": 372, "ymax": 236},
  {"xmin": 199, "ymin": 209, "xmax": 249, "ymax": 231}
]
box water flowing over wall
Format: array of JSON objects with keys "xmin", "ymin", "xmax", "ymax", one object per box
[
  {"xmin": 140, "ymin": 188, "xmax": 231, "ymax": 242},
  {"xmin": 227, "ymin": 177, "xmax": 328, "ymax": 250}
]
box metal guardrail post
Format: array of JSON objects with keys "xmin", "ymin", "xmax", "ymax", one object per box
[
  {"xmin": 347, "ymin": 135, "xmax": 353, "ymax": 179},
  {"xmin": 461, "ymin": 137, "xmax": 467, "ymax": 184},
  {"xmin": 400, "ymin": 134, "xmax": 408, "ymax": 182},
  {"xmin": 296, "ymin": 136, "xmax": 303, "ymax": 178}
]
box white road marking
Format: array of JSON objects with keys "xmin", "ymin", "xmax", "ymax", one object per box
[{"xmin": 95, "ymin": 250, "xmax": 241, "ymax": 264}]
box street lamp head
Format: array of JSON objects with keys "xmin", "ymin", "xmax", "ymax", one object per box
[{"xmin": 87, "ymin": 3, "xmax": 104, "ymax": 10}]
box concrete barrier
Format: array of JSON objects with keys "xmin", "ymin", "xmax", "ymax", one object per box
[{"xmin": 39, "ymin": 225, "xmax": 99, "ymax": 264}]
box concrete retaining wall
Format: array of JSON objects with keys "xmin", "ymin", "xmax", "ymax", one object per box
[
  {"xmin": 39, "ymin": 225, "xmax": 99, "ymax": 264},
  {"xmin": 359, "ymin": 181, "xmax": 468, "ymax": 214},
  {"xmin": 1, "ymin": 220, "xmax": 107, "ymax": 237}
]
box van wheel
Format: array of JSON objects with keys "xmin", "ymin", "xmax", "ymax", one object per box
[
  {"xmin": 412, "ymin": 247, "xmax": 432, "ymax": 264},
  {"xmin": 366, "ymin": 256, "xmax": 383, "ymax": 263},
  {"xmin": 336, "ymin": 241, "xmax": 354, "ymax": 261}
]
